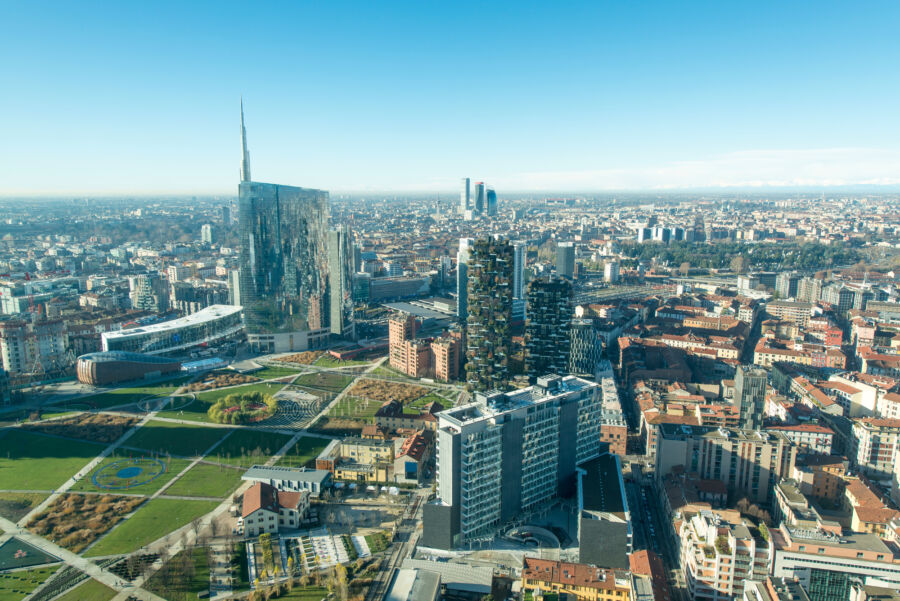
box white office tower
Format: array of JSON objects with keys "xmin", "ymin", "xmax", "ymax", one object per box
[
  {"xmin": 512, "ymin": 241, "xmax": 526, "ymax": 321},
  {"xmin": 456, "ymin": 238, "xmax": 474, "ymax": 321},
  {"xmin": 201, "ymin": 223, "xmax": 214, "ymax": 244},
  {"xmin": 422, "ymin": 375, "xmax": 603, "ymax": 549},
  {"xmin": 604, "ymin": 261, "xmax": 619, "ymax": 283}
]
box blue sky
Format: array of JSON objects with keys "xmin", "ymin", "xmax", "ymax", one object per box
[{"xmin": 2, "ymin": 1, "xmax": 900, "ymax": 195}]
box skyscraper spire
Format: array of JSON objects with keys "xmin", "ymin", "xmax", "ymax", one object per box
[{"xmin": 240, "ymin": 97, "xmax": 251, "ymax": 182}]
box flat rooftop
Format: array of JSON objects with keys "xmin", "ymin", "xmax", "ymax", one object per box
[
  {"xmin": 440, "ymin": 375, "xmax": 596, "ymax": 427},
  {"xmin": 242, "ymin": 465, "xmax": 330, "ymax": 484},
  {"xmin": 579, "ymin": 453, "xmax": 626, "ymax": 517},
  {"xmin": 103, "ymin": 304, "xmax": 242, "ymax": 340}
]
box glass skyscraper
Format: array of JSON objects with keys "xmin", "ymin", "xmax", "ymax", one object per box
[
  {"xmin": 237, "ymin": 103, "xmax": 331, "ymax": 350},
  {"xmin": 328, "ymin": 225, "xmax": 355, "ymax": 337},
  {"xmin": 238, "ymin": 181, "xmax": 330, "ymax": 335}
]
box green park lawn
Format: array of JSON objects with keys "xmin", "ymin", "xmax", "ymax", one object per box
[
  {"xmin": 327, "ymin": 395, "xmax": 383, "ymax": 421},
  {"xmin": 154, "ymin": 397, "xmax": 213, "ymax": 423},
  {"xmin": 313, "ymin": 354, "xmax": 371, "ymax": 367},
  {"xmin": 196, "ymin": 382, "xmax": 286, "ymax": 403},
  {"xmin": 251, "ymin": 366, "xmax": 304, "ymax": 381},
  {"xmin": 144, "ymin": 547, "xmax": 211, "ymax": 601},
  {"xmin": 0, "ymin": 492, "xmax": 47, "ymax": 522},
  {"xmin": 0, "ymin": 430, "xmax": 104, "ymax": 490},
  {"xmin": 85, "ymin": 498, "xmax": 218, "ymax": 556},
  {"xmin": 54, "ymin": 578, "xmax": 118, "ymax": 601},
  {"xmin": 371, "ymin": 365, "xmax": 415, "ymax": 380},
  {"xmin": 163, "ymin": 463, "xmax": 244, "ymax": 498},
  {"xmin": 69, "ymin": 456, "xmax": 191, "ymax": 495},
  {"xmin": 66, "ymin": 378, "xmax": 190, "ymax": 411},
  {"xmin": 210, "ymin": 429, "xmax": 292, "ymax": 468},
  {"xmin": 275, "ymin": 436, "xmax": 330, "ymax": 469},
  {"xmin": 293, "ymin": 372, "xmax": 354, "ymax": 393},
  {"xmin": 276, "ymin": 587, "xmax": 329, "ymax": 601},
  {"xmin": 0, "ymin": 566, "xmax": 59, "ymax": 601},
  {"xmin": 125, "ymin": 420, "xmax": 227, "ymax": 457}
]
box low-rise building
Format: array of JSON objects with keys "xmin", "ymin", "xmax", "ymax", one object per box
[
  {"xmin": 520, "ymin": 557, "xmax": 632, "ymax": 601},
  {"xmin": 241, "ymin": 465, "xmax": 331, "ymax": 498},
  {"xmin": 844, "ymin": 477, "xmax": 900, "ymax": 537},
  {"xmin": 770, "ymin": 525, "xmax": 900, "ymax": 595},
  {"xmin": 241, "ymin": 482, "xmax": 310, "ymax": 536}
]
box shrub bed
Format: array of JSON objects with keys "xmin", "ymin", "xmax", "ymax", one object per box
[
  {"xmin": 207, "ymin": 391, "xmax": 277, "ymax": 424},
  {"xmin": 346, "ymin": 379, "xmax": 427, "ymax": 404},
  {"xmin": 24, "ymin": 414, "xmax": 139, "ymax": 444},
  {"xmin": 27, "ymin": 494, "xmax": 144, "ymax": 552},
  {"xmin": 185, "ymin": 371, "xmax": 260, "ymax": 392}
]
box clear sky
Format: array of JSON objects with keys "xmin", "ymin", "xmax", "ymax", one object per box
[{"xmin": 2, "ymin": 1, "xmax": 900, "ymax": 195}]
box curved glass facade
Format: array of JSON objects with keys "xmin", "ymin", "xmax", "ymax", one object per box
[
  {"xmin": 238, "ymin": 181, "xmax": 329, "ymax": 334},
  {"xmin": 101, "ymin": 305, "xmax": 244, "ymax": 355}
]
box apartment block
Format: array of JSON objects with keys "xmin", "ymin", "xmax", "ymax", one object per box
[
  {"xmin": 679, "ymin": 510, "xmax": 771, "ymax": 601},
  {"xmin": 520, "ymin": 557, "xmax": 632, "ymax": 601},
  {"xmin": 656, "ymin": 424, "xmax": 797, "ymax": 504},
  {"xmin": 422, "ymin": 375, "xmax": 602, "ymax": 549},
  {"xmin": 851, "ymin": 418, "xmax": 900, "ymax": 480}
]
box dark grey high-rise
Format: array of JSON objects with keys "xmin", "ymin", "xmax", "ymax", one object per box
[
  {"xmin": 525, "ymin": 276, "xmax": 573, "ymax": 380},
  {"xmin": 557, "ymin": 242, "xmax": 575, "ymax": 279},
  {"xmin": 735, "ymin": 365, "xmax": 767, "ymax": 430},
  {"xmin": 327, "ymin": 225, "xmax": 355, "ymax": 337},
  {"xmin": 237, "ymin": 103, "xmax": 330, "ymax": 341}
]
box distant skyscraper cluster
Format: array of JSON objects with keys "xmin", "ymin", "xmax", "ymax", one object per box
[{"xmin": 459, "ymin": 177, "xmax": 498, "ymax": 220}]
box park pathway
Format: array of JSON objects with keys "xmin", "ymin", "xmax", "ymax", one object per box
[
  {"xmin": 0, "ymin": 514, "xmax": 166, "ymax": 601},
  {"xmin": 122, "ymin": 428, "xmax": 314, "ymax": 599},
  {"xmin": 17, "ymin": 411, "xmax": 158, "ymax": 528}
]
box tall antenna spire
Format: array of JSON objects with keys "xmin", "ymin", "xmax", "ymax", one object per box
[{"xmin": 240, "ymin": 97, "xmax": 251, "ymax": 182}]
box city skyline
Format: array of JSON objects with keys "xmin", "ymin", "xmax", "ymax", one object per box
[{"xmin": 3, "ymin": 2, "xmax": 900, "ymax": 196}]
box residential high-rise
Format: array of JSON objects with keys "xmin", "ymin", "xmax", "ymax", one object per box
[
  {"xmin": 655, "ymin": 424, "xmax": 797, "ymax": 504},
  {"xmin": 237, "ymin": 103, "xmax": 331, "ymax": 352},
  {"xmin": 128, "ymin": 273, "xmax": 168, "ymax": 313},
  {"xmin": 0, "ymin": 319, "xmax": 69, "ymax": 375},
  {"xmin": 797, "ymin": 277, "xmax": 824, "ymax": 303},
  {"xmin": 512, "ymin": 241, "xmax": 526, "ymax": 321},
  {"xmin": 775, "ymin": 271, "xmax": 801, "ymax": 298},
  {"xmin": 569, "ymin": 318, "xmax": 603, "ymax": 377},
  {"xmin": 465, "ymin": 237, "xmax": 514, "ymax": 391},
  {"xmin": 422, "ymin": 375, "xmax": 603, "ymax": 549},
  {"xmin": 459, "ymin": 177, "xmax": 471, "ymax": 213},
  {"xmin": 200, "ymin": 223, "xmax": 213, "ymax": 244},
  {"xmin": 735, "ymin": 365, "xmax": 767, "ymax": 430},
  {"xmin": 525, "ymin": 276, "xmax": 572, "ymax": 380},
  {"xmin": 557, "ymin": 241, "xmax": 575, "ymax": 279},
  {"xmin": 221, "ymin": 205, "xmax": 231, "ymax": 225},
  {"xmin": 474, "ymin": 181, "xmax": 485, "ymax": 213},
  {"xmin": 604, "ymin": 260, "xmax": 619, "ymax": 283},
  {"xmin": 680, "ymin": 511, "xmax": 771, "ymax": 600},
  {"xmin": 227, "ymin": 269, "xmax": 242, "ymax": 306},
  {"xmin": 327, "ymin": 225, "xmax": 355, "ymax": 337},
  {"xmin": 456, "ymin": 238, "xmax": 474, "ymax": 322},
  {"xmin": 486, "ymin": 188, "xmax": 497, "ymax": 216}
]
